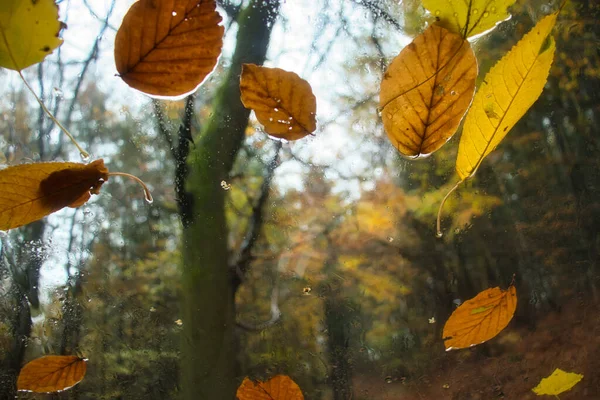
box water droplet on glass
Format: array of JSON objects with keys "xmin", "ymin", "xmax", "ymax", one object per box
[
  {"xmin": 221, "ymin": 180, "xmax": 231, "ymax": 191},
  {"xmin": 453, "ymin": 12, "xmax": 458, "ymax": 17},
  {"xmin": 53, "ymin": 87, "xmax": 63, "ymax": 98},
  {"xmin": 435, "ymin": 10, "xmax": 441, "ymax": 16},
  {"xmin": 436, "ymin": 231, "xmax": 443, "ymax": 239},
  {"xmin": 472, "ymin": 8, "xmax": 479, "ymax": 14},
  {"xmin": 483, "ymin": 11, "xmax": 489, "ymax": 17},
  {"xmin": 80, "ymin": 152, "xmax": 90, "ymax": 162},
  {"xmin": 172, "ymin": 11, "xmax": 177, "ymax": 16},
  {"xmin": 274, "ymin": 107, "xmax": 279, "ymax": 112},
  {"xmin": 491, "ymin": 6, "xmax": 497, "ymax": 12},
  {"xmin": 385, "ymin": 376, "xmax": 393, "ymax": 384},
  {"xmin": 451, "ymin": 90, "xmax": 457, "ymax": 96},
  {"xmin": 387, "ymin": 236, "xmax": 394, "ymax": 242},
  {"xmin": 144, "ymin": 192, "xmax": 154, "ymax": 204}
]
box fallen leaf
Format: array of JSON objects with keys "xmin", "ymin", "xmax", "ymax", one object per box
[
  {"xmin": 443, "ymin": 285, "xmax": 517, "ymax": 350},
  {"xmin": 236, "ymin": 375, "xmax": 304, "ymax": 400},
  {"xmin": 379, "ymin": 24, "xmax": 477, "ymax": 158},
  {"xmin": 114, "ymin": 0, "xmax": 224, "ymax": 97},
  {"xmin": 17, "ymin": 355, "xmax": 87, "ymax": 393},
  {"xmin": 240, "ymin": 64, "xmax": 317, "ymax": 140},
  {"xmin": 532, "ymin": 369, "xmax": 583, "ymax": 396},
  {"xmin": 0, "ymin": 0, "xmax": 64, "ymax": 71},
  {"xmin": 422, "ymin": 0, "xmax": 516, "ymax": 38},
  {"xmin": 0, "ymin": 160, "xmax": 108, "ymax": 230},
  {"xmin": 456, "ymin": 12, "xmax": 558, "ymax": 180}
]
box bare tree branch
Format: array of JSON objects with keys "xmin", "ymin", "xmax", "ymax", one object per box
[
  {"xmin": 232, "ymin": 141, "xmax": 282, "ymax": 280},
  {"xmin": 352, "ymin": 0, "xmax": 402, "ymax": 31},
  {"xmin": 175, "ymin": 95, "xmax": 196, "ymax": 228}
]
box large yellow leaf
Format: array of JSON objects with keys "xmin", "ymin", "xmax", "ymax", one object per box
[
  {"xmin": 236, "ymin": 375, "xmax": 304, "ymax": 400},
  {"xmin": 456, "ymin": 12, "xmax": 558, "ymax": 180},
  {"xmin": 532, "ymin": 369, "xmax": 584, "ymax": 396},
  {"xmin": 442, "ymin": 285, "xmax": 517, "ymax": 350},
  {"xmin": 380, "ymin": 24, "xmax": 477, "ymax": 158},
  {"xmin": 0, "ymin": 160, "xmax": 109, "ymax": 230},
  {"xmin": 114, "ymin": 0, "xmax": 224, "ymax": 97},
  {"xmin": 422, "ymin": 0, "xmax": 517, "ymax": 38},
  {"xmin": 240, "ymin": 64, "xmax": 317, "ymax": 141},
  {"xmin": 0, "ymin": 0, "xmax": 64, "ymax": 71},
  {"xmin": 17, "ymin": 355, "xmax": 87, "ymax": 393}
]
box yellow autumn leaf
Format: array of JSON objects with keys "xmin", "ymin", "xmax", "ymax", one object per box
[
  {"xmin": 456, "ymin": 12, "xmax": 558, "ymax": 180},
  {"xmin": 422, "ymin": 0, "xmax": 516, "ymax": 38},
  {"xmin": 0, "ymin": 0, "xmax": 64, "ymax": 71},
  {"xmin": 114, "ymin": 0, "xmax": 224, "ymax": 97},
  {"xmin": 380, "ymin": 24, "xmax": 477, "ymax": 158},
  {"xmin": 17, "ymin": 355, "xmax": 87, "ymax": 393},
  {"xmin": 240, "ymin": 64, "xmax": 317, "ymax": 141},
  {"xmin": 532, "ymin": 368, "xmax": 583, "ymax": 396},
  {"xmin": 0, "ymin": 160, "xmax": 109, "ymax": 231},
  {"xmin": 436, "ymin": 12, "xmax": 558, "ymax": 236},
  {"xmin": 442, "ymin": 285, "xmax": 517, "ymax": 350},
  {"xmin": 236, "ymin": 375, "xmax": 304, "ymax": 400}
]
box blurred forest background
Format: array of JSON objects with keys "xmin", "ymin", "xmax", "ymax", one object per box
[{"xmin": 1, "ymin": 0, "xmax": 599, "ymax": 399}]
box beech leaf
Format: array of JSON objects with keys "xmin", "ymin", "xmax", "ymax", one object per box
[
  {"xmin": 0, "ymin": 160, "xmax": 109, "ymax": 230},
  {"xmin": 456, "ymin": 12, "xmax": 558, "ymax": 180},
  {"xmin": 0, "ymin": 0, "xmax": 64, "ymax": 71},
  {"xmin": 114, "ymin": 0, "xmax": 224, "ymax": 97},
  {"xmin": 443, "ymin": 285, "xmax": 517, "ymax": 350},
  {"xmin": 236, "ymin": 375, "xmax": 304, "ymax": 400},
  {"xmin": 379, "ymin": 24, "xmax": 477, "ymax": 158},
  {"xmin": 532, "ymin": 368, "xmax": 584, "ymax": 396},
  {"xmin": 17, "ymin": 355, "xmax": 87, "ymax": 393},
  {"xmin": 240, "ymin": 64, "xmax": 317, "ymax": 141},
  {"xmin": 422, "ymin": 0, "xmax": 517, "ymax": 39}
]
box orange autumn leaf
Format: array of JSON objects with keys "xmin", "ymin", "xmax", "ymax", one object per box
[
  {"xmin": 17, "ymin": 355, "xmax": 87, "ymax": 393},
  {"xmin": 236, "ymin": 375, "xmax": 304, "ymax": 400},
  {"xmin": 114, "ymin": 0, "xmax": 224, "ymax": 97},
  {"xmin": 240, "ymin": 64, "xmax": 317, "ymax": 141},
  {"xmin": 380, "ymin": 24, "xmax": 477, "ymax": 158},
  {"xmin": 443, "ymin": 285, "xmax": 517, "ymax": 350},
  {"xmin": 0, "ymin": 160, "xmax": 108, "ymax": 230}
]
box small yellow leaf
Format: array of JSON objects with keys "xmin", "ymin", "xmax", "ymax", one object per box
[
  {"xmin": 379, "ymin": 24, "xmax": 477, "ymax": 158},
  {"xmin": 443, "ymin": 285, "xmax": 517, "ymax": 350},
  {"xmin": 456, "ymin": 12, "xmax": 558, "ymax": 180},
  {"xmin": 17, "ymin": 355, "xmax": 87, "ymax": 393},
  {"xmin": 236, "ymin": 375, "xmax": 304, "ymax": 400},
  {"xmin": 0, "ymin": 160, "xmax": 109, "ymax": 230},
  {"xmin": 0, "ymin": 0, "xmax": 64, "ymax": 71},
  {"xmin": 240, "ymin": 64, "xmax": 317, "ymax": 141},
  {"xmin": 422, "ymin": 0, "xmax": 517, "ymax": 38},
  {"xmin": 532, "ymin": 368, "xmax": 583, "ymax": 396},
  {"xmin": 114, "ymin": 0, "xmax": 224, "ymax": 97}
]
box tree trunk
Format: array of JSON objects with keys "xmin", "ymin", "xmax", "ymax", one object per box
[{"xmin": 179, "ymin": 2, "xmax": 279, "ymax": 399}]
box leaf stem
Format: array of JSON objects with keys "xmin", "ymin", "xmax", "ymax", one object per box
[
  {"xmin": 436, "ymin": 179, "xmax": 464, "ymax": 238},
  {"xmin": 108, "ymin": 172, "xmax": 154, "ymax": 204},
  {"xmin": 17, "ymin": 71, "xmax": 89, "ymax": 160}
]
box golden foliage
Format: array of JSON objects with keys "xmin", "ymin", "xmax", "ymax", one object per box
[
  {"xmin": 17, "ymin": 355, "xmax": 87, "ymax": 393},
  {"xmin": 0, "ymin": 160, "xmax": 108, "ymax": 230},
  {"xmin": 422, "ymin": 0, "xmax": 517, "ymax": 38},
  {"xmin": 0, "ymin": 0, "xmax": 64, "ymax": 71},
  {"xmin": 443, "ymin": 285, "xmax": 517, "ymax": 350},
  {"xmin": 236, "ymin": 375, "xmax": 304, "ymax": 400},
  {"xmin": 380, "ymin": 24, "xmax": 477, "ymax": 158},
  {"xmin": 240, "ymin": 64, "xmax": 317, "ymax": 140},
  {"xmin": 532, "ymin": 368, "xmax": 584, "ymax": 396},
  {"xmin": 114, "ymin": 0, "xmax": 224, "ymax": 97},
  {"xmin": 456, "ymin": 12, "xmax": 558, "ymax": 180}
]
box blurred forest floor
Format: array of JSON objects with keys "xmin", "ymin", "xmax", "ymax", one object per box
[{"xmin": 353, "ymin": 298, "xmax": 600, "ymax": 399}]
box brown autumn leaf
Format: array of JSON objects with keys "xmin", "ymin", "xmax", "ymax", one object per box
[
  {"xmin": 114, "ymin": 0, "xmax": 224, "ymax": 97},
  {"xmin": 240, "ymin": 64, "xmax": 317, "ymax": 141},
  {"xmin": 17, "ymin": 355, "xmax": 87, "ymax": 393},
  {"xmin": 379, "ymin": 24, "xmax": 477, "ymax": 158},
  {"xmin": 236, "ymin": 375, "xmax": 304, "ymax": 400},
  {"xmin": 0, "ymin": 160, "xmax": 109, "ymax": 230},
  {"xmin": 443, "ymin": 285, "xmax": 517, "ymax": 350}
]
